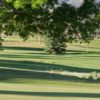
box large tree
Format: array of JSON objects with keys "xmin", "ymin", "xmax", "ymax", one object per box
[{"xmin": 0, "ymin": 0, "xmax": 100, "ymax": 41}]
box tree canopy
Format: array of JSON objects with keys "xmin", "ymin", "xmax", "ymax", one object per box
[
  {"xmin": 0, "ymin": 0, "xmax": 100, "ymax": 42},
  {"xmin": 6, "ymin": 0, "xmax": 47, "ymax": 9}
]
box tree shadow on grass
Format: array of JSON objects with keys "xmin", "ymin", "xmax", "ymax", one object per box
[
  {"xmin": 1, "ymin": 52, "xmax": 100, "ymax": 61},
  {"xmin": 3, "ymin": 46, "xmax": 100, "ymax": 55},
  {"xmin": 1, "ymin": 46, "xmax": 100, "ymax": 83},
  {"xmin": 0, "ymin": 68, "xmax": 81, "ymax": 81},
  {"xmin": 0, "ymin": 67, "xmax": 100, "ymax": 84},
  {"xmin": 65, "ymin": 50, "xmax": 85, "ymax": 55},
  {"xmin": 0, "ymin": 90, "xmax": 100, "ymax": 98},
  {"xmin": 0, "ymin": 59, "xmax": 100, "ymax": 73},
  {"xmin": 0, "ymin": 59, "xmax": 100, "ymax": 83},
  {"xmin": 1, "ymin": 45, "xmax": 100, "ymax": 73},
  {"xmin": 3, "ymin": 46, "xmax": 44, "ymax": 51},
  {"xmin": 1, "ymin": 46, "xmax": 100, "ymax": 61}
]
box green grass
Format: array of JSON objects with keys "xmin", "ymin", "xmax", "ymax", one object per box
[
  {"xmin": 0, "ymin": 82, "xmax": 100, "ymax": 100},
  {"xmin": 3, "ymin": 35, "xmax": 41, "ymax": 42},
  {"xmin": 0, "ymin": 36, "xmax": 100, "ymax": 99}
]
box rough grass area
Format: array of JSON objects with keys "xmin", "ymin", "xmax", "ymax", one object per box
[{"xmin": 0, "ymin": 36, "xmax": 100, "ymax": 100}]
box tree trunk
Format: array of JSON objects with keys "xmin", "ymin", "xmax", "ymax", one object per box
[
  {"xmin": 78, "ymin": 38, "xmax": 82, "ymax": 44},
  {"xmin": 38, "ymin": 37, "xmax": 41, "ymax": 44}
]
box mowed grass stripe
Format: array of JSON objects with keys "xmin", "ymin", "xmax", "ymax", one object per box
[{"xmin": 0, "ymin": 61, "xmax": 35, "ymax": 67}]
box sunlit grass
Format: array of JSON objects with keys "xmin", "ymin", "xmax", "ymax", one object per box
[{"xmin": 0, "ymin": 36, "xmax": 100, "ymax": 100}]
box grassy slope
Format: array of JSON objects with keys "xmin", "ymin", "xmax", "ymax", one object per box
[{"xmin": 0, "ymin": 36, "xmax": 100, "ymax": 99}]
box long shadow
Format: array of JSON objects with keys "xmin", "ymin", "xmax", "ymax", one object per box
[
  {"xmin": 0, "ymin": 59, "xmax": 100, "ymax": 83},
  {"xmin": 0, "ymin": 54, "xmax": 48, "ymax": 59},
  {"xmin": 65, "ymin": 50, "xmax": 85, "ymax": 55},
  {"xmin": 0, "ymin": 90, "xmax": 100, "ymax": 98},
  {"xmin": 0, "ymin": 68, "xmax": 84, "ymax": 82},
  {"xmin": 1, "ymin": 53, "xmax": 100, "ymax": 62},
  {"xmin": 0, "ymin": 59, "xmax": 100, "ymax": 73},
  {"xmin": 1, "ymin": 46, "xmax": 100, "ymax": 83},
  {"xmin": 3, "ymin": 46, "xmax": 44, "ymax": 51},
  {"xmin": 3, "ymin": 46, "xmax": 100, "ymax": 55},
  {"xmin": 0, "ymin": 67, "xmax": 100, "ymax": 83}
]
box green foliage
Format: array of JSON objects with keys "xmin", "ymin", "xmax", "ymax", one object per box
[
  {"xmin": 6, "ymin": 0, "xmax": 47, "ymax": 9},
  {"xmin": 44, "ymin": 35, "xmax": 67, "ymax": 55},
  {"xmin": 0, "ymin": 0, "xmax": 50, "ymax": 40},
  {"xmin": 0, "ymin": 0, "xmax": 100, "ymax": 42},
  {"xmin": 0, "ymin": 37, "xmax": 3, "ymax": 50},
  {"xmin": 61, "ymin": 0, "xmax": 100, "ymax": 43}
]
